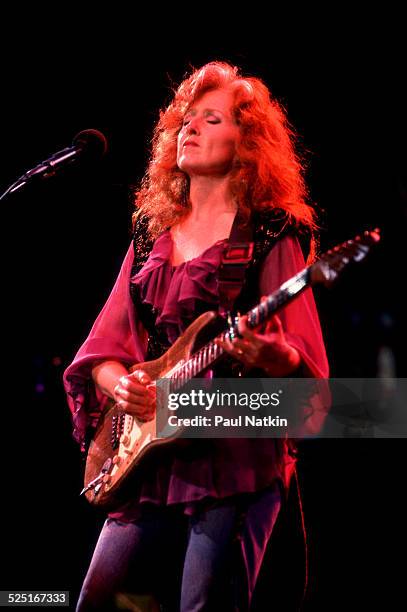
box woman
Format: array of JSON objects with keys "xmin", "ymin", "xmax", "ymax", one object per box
[{"xmin": 64, "ymin": 61, "xmax": 329, "ymax": 611}]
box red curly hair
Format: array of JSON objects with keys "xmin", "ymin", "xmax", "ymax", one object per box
[{"xmin": 133, "ymin": 61, "xmax": 318, "ymax": 259}]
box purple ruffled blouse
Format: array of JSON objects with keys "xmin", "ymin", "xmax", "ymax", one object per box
[
  {"xmin": 133, "ymin": 230, "xmax": 225, "ymax": 344},
  {"xmin": 64, "ymin": 230, "xmax": 329, "ymax": 521}
]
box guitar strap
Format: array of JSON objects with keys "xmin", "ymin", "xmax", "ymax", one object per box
[
  {"xmin": 130, "ymin": 209, "xmax": 295, "ymax": 359},
  {"xmin": 217, "ymin": 211, "xmax": 254, "ymax": 317}
]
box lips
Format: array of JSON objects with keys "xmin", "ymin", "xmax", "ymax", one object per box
[{"xmin": 183, "ymin": 140, "xmax": 199, "ymax": 147}]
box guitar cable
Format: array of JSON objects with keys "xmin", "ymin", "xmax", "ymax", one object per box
[{"xmin": 293, "ymin": 463, "xmax": 309, "ymax": 612}]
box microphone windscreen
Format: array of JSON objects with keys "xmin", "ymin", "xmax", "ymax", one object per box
[{"xmin": 73, "ymin": 129, "xmax": 108, "ymax": 159}]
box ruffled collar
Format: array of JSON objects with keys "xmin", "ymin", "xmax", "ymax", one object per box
[{"xmin": 130, "ymin": 230, "xmax": 227, "ymax": 341}]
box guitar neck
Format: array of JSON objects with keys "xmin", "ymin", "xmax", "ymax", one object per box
[
  {"xmin": 166, "ymin": 267, "xmax": 312, "ymax": 389},
  {"xmin": 247, "ymin": 268, "xmax": 310, "ymax": 328}
]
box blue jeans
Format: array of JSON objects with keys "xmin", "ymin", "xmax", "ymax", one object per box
[{"xmin": 76, "ymin": 483, "xmax": 281, "ymax": 611}]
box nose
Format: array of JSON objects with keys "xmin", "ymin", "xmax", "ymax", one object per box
[{"xmin": 186, "ymin": 116, "xmax": 200, "ymax": 135}]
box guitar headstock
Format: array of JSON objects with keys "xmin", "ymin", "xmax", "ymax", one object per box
[{"xmin": 310, "ymin": 229, "xmax": 381, "ymax": 287}]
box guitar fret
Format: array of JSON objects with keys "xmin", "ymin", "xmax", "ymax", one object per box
[
  {"xmin": 277, "ymin": 290, "xmax": 288, "ymax": 308},
  {"xmin": 266, "ymin": 296, "xmax": 276, "ymax": 312},
  {"xmin": 280, "ymin": 270, "xmax": 309, "ymax": 296}
]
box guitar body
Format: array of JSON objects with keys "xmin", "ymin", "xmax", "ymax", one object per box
[{"xmin": 84, "ymin": 310, "xmax": 219, "ymax": 507}]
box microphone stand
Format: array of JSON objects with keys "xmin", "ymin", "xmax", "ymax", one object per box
[
  {"xmin": 0, "ymin": 129, "xmax": 107, "ymax": 202},
  {"xmin": 0, "ymin": 147, "xmax": 79, "ymax": 202}
]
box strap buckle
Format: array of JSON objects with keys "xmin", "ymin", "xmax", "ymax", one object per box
[{"xmin": 221, "ymin": 242, "xmax": 254, "ymax": 265}]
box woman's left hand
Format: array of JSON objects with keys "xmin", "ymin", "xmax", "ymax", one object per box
[{"xmin": 215, "ymin": 308, "xmax": 301, "ymax": 377}]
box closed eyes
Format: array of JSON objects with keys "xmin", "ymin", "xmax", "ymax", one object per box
[{"xmin": 182, "ymin": 117, "xmax": 221, "ymax": 127}]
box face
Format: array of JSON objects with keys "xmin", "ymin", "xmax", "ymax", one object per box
[{"xmin": 177, "ymin": 89, "xmax": 240, "ymax": 177}]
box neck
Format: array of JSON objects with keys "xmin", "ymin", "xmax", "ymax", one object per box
[{"xmin": 187, "ymin": 175, "xmax": 237, "ymax": 222}]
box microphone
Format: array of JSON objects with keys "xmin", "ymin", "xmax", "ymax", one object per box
[{"xmin": 3, "ymin": 129, "xmax": 108, "ymax": 198}]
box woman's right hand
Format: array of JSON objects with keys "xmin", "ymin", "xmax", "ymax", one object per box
[{"xmin": 113, "ymin": 369, "xmax": 156, "ymax": 421}]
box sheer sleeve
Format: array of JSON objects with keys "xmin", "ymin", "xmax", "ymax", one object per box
[
  {"xmin": 63, "ymin": 243, "xmax": 148, "ymax": 450},
  {"xmin": 259, "ymin": 234, "xmax": 329, "ymax": 378},
  {"xmin": 259, "ymin": 234, "xmax": 330, "ymax": 437}
]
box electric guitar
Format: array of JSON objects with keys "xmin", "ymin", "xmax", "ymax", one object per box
[{"xmin": 81, "ymin": 229, "xmax": 380, "ymax": 507}]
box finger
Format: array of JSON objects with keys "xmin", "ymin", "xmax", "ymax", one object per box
[
  {"xmin": 215, "ymin": 338, "xmax": 235, "ymax": 354},
  {"xmin": 219, "ymin": 337, "xmax": 255, "ymax": 356},
  {"xmin": 216, "ymin": 338, "xmax": 257, "ymax": 365},
  {"xmin": 238, "ymin": 325, "xmax": 264, "ymax": 348},
  {"xmin": 116, "ymin": 397, "xmax": 152, "ymax": 409},
  {"xmin": 146, "ymin": 383, "xmax": 156, "ymax": 402},
  {"xmin": 116, "ymin": 398, "xmax": 155, "ymax": 416},
  {"xmin": 233, "ymin": 339, "xmax": 258, "ymax": 359},
  {"xmin": 117, "ymin": 378, "xmax": 152, "ymax": 397},
  {"xmin": 237, "ymin": 315, "xmax": 250, "ymax": 335},
  {"xmin": 130, "ymin": 369, "xmax": 152, "ymax": 385},
  {"xmin": 264, "ymin": 314, "xmax": 283, "ymax": 335},
  {"xmin": 216, "ymin": 338, "xmax": 244, "ymax": 360},
  {"xmin": 115, "ymin": 386, "xmax": 155, "ymax": 404},
  {"xmin": 237, "ymin": 315, "xmax": 262, "ymax": 341},
  {"xmin": 122, "ymin": 373, "xmax": 155, "ymax": 397}
]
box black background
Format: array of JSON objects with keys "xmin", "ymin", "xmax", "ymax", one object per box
[{"xmin": 1, "ymin": 9, "xmax": 406, "ymax": 611}]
